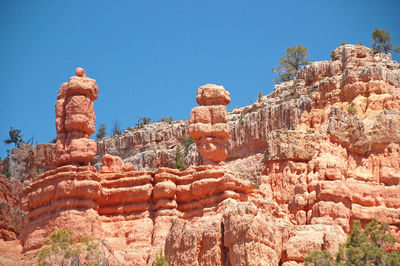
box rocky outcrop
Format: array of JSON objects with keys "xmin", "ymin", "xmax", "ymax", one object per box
[
  {"xmin": 0, "ymin": 175, "xmax": 25, "ymax": 241},
  {"xmin": 1, "ymin": 44, "xmax": 400, "ymax": 265},
  {"xmin": 188, "ymin": 84, "xmax": 231, "ymax": 164},
  {"xmin": 19, "ymin": 165, "xmax": 253, "ymax": 265},
  {"xmin": 55, "ymin": 67, "xmax": 98, "ymax": 166},
  {"xmin": 100, "ymin": 154, "xmax": 134, "ymax": 173}
]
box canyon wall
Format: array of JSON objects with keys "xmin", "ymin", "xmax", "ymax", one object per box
[{"xmin": 0, "ymin": 44, "xmax": 400, "ymax": 265}]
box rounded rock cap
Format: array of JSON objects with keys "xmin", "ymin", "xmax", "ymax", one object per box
[
  {"xmin": 196, "ymin": 84, "xmax": 231, "ymax": 106},
  {"xmin": 75, "ymin": 67, "xmax": 86, "ymax": 77}
]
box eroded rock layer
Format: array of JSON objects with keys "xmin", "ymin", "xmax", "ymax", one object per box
[
  {"xmin": 1, "ymin": 44, "xmax": 400, "ymax": 265},
  {"xmin": 18, "ymin": 164, "xmax": 252, "ymax": 265}
]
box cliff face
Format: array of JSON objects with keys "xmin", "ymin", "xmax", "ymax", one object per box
[{"xmin": 1, "ymin": 44, "xmax": 400, "ymax": 265}]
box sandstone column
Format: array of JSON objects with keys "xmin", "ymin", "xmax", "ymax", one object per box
[
  {"xmin": 55, "ymin": 67, "xmax": 98, "ymax": 166},
  {"xmin": 188, "ymin": 84, "xmax": 230, "ymax": 164}
]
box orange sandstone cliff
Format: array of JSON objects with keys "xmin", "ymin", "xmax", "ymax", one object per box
[{"xmin": 0, "ymin": 44, "xmax": 400, "ymax": 265}]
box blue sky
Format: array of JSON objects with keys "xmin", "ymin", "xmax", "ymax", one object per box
[{"xmin": 0, "ymin": 1, "xmax": 399, "ymax": 159}]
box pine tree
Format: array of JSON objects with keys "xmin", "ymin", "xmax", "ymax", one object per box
[
  {"xmin": 372, "ymin": 28, "xmax": 393, "ymax": 53},
  {"xmin": 175, "ymin": 145, "xmax": 186, "ymax": 171},
  {"xmin": 4, "ymin": 127, "xmax": 23, "ymax": 147},
  {"xmin": 305, "ymin": 219, "xmax": 400, "ymax": 265},
  {"xmin": 96, "ymin": 124, "xmax": 107, "ymax": 140},
  {"xmin": 272, "ymin": 45, "xmax": 309, "ymax": 83}
]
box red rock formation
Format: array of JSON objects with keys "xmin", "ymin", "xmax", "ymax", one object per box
[
  {"xmin": 188, "ymin": 84, "xmax": 231, "ymax": 164},
  {"xmin": 2, "ymin": 45, "xmax": 400, "ymax": 265},
  {"xmin": 0, "ymin": 174, "xmax": 25, "ymax": 241},
  {"xmin": 100, "ymin": 154, "xmax": 134, "ymax": 173},
  {"xmin": 55, "ymin": 67, "xmax": 98, "ymax": 166}
]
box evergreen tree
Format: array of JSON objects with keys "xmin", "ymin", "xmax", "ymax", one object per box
[
  {"xmin": 372, "ymin": 28, "xmax": 393, "ymax": 53},
  {"xmin": 272, "ymin": 45, "xmax": 309, "ymax": 83},
  {"xmin": 4, "ymin": 127, "xmax": 23, "ymax": 147},
  {"xmin": 96, "ymin": 124, "xmax": 107, "ymax": 140},
  {"xmin": 175, "ymin": 145, "xmax": 186, "ymax": 171},
  {"xmin": 257, "ymin": 91, "xmax": 263, "ymax": 102},
  {"xmin": 305, "ymin": 219, "xmax": 400, "ymax": 266}
]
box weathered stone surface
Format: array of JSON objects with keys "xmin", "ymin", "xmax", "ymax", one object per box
[
  {"xmin": 0, "ymin": 175, "xmax": 25, "ymax": 241},
  {"xmin": 223, "ymin": 202, "xmax": 282, "ymax": 265},
  {"xmin": 17, "ymin": 165, "xmax": 253, "ymax": 265},
  {"xmin": 189, "ymin": 84, "xmax": 231, "ymax": 164},
  {"xmin": 100, "ymin": 154, "xmax": 134, "ymax": 173},
  {"xmin": 2, "ymin": 44, "xmax": 400, "ymax": 265},
  {"xmin": 55, "ymin": 68, "xmax": 98, "ymax": 165},
  {"xmin": 282, "ymin": 224, "xmax": 347, "ymax": 263}
]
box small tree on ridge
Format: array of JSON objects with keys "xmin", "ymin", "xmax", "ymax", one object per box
[
  {"xmin": 4, "ymin": 127, "xmax": 23, "ymax": 147},
  {"xmin": 96, "ymin": 124, "xmax": 107, "ymax": 140},
  {"xmin": 372, "ymin": 28, "xmax": 400, "ymax": 54},
  {"xmin": 272, "ymin": 45, "xmax": 309, "ymax": 83}
]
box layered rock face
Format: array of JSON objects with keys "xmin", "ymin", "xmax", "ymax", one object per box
[
  {"xmin": 0, "ymin": 175, "xmax": 25, "ymax": 241},
  {"xmin": 19, "ymin": 164, "xmax": 253, "ymax": 264},
  {"xmin": 188, "ymin": 84, "xmax": 230, "ymax": 164},
  {"xmin": 1, "ymin": 45, "xmax": 400, "ymax": 265},
  {"xmin": 55, "ymin": 67, "xmax": 98, "ymax": 166}
]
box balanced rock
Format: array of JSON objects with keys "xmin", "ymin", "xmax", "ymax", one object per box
[
  {"xmin": 55, "ymin": 68, "xmax": 98, "ymax": 165},
  {"xmin": 188, "ymin": 84, "xmax": 230, "ymax": 164}
]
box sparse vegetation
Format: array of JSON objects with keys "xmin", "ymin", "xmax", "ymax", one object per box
[
  {"xmin": 339, "ymin": 42, "xmax": 347, "ymax": 46},
  {"xmin": 183, "ymin": 136, "xmax": 194, "ymax": 156},
  {"xmin": 305, "ymin": 219, "xmax": 400, "ymax": 266},
  {"xmin": 250, "ymin": 176, "xmax": 261, "ymax": 189},
  {"xmin": 96, "ymin": 124, "xmax": 107, "ymax": 140},
  {"xmin": 272, "ymin": 45, "xmax": 309, "ymax": 84},
  {"xmin": 50, "ymin": 138, "xmax": 57, "ymax": 143},
  {"xmin": 137, "ymin": 117, "xmax": 152, "ymax": 128},
  {"xmin": 330, "ymin": 50, "xmax": 338, "ymax": 61},
  {"xmin": 112, "ymin": 120, "xmax": 122, "ymax": 136},
  {"xmin": 37, "ymin": 229, "xmax": 110, "ymax": 266},
  {"xmin": 239, "ymin": 112, "xmax": 245, "ymax": 125},
  {"xmin": 157, "ymin": 116, "xmax": 173, "ymax": 123},
  {"xmin": 4, "ymin": 127, "xmax": 23, "ymax": 147},
  {"xmin": 307, "ymin": 128, "xmax": 314, "ymax": 134},
  {"xmin": 290, "ymin": 81, "xmax": 298, "ymax": 91},
  {"xmin": 371, "ymin": 28, "xmax": 400, "ymax": 54},
  {"xmin": 175, "ymin": 145, "xmax": 186, "ymax": 171},
  {"xmin": 357, "ymin": 41, "xmax": 363, "ymax": 46},
  {"xmin": 2, "ymin": 171, "xmax": 11, "ymax": 178},
  {"xmin": 257, "ymin": 91, "xmax": 263, "ymax": 102},
  {"xmin": 347, "ymin": 106, "xmax": 357, "ymax": 116},
  {"xmin": 155, "ymin": 250, "xmax": 170, "ymax": 266}
]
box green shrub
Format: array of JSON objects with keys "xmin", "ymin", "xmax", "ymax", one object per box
[
  {"xmin": 183, "ymin": 136, "xmax": 194, "ymax": 156},
  {"xmin": 2, "ymin": 172, "xmax": 11, "ymax": 178},
  {"xmin": 330, "ymin": 50, "xmax": 337, "ymax": 61},
  {"xmin": 155, "ymin": 250, "xmax": 169, "ymax": 266},
  {"xmin": 307, "ymin": 129, "xmax": 314, "ymax": 134},
  {"xmin": 158, "ymin": 116, "xmax": 173, "ymax": 123},
  {"xmin": 339, "ymin": 42, "xmax": 347, "ymax": 46},
  {"xmin": 347, "ymin": 106, "xmax": 357, "ymax": 116},
  {"xmin": 96, "ymin": 124, "xmax": 107, "ymax": 140},
  {"xmin": 175, "ymin": 145, "xmax": 186, "ymax": 171},
  {"xmin": 257, "ymin": 91, "xmax": 263, "ymax": 102},
  {"xmin": 305, "ymin": 219, "xmax": 400, "ymax": 266},
  {"xmin": 239, "ymin": 112, "xmax": 245, "ymax": 125},
  {"xmin": 37, "ymin": 229, "xmax": 109, "ymax": 266}
]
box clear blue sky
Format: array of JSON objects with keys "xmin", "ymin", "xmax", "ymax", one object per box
[{"xmin": 0, "ymin": 1, "xmax": 399, "ymax": 159}]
